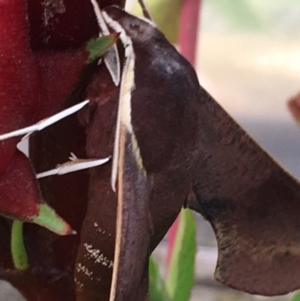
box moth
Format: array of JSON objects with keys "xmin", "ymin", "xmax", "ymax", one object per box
[{"xmin": 1, "ymin": 1, "xmax": 300, "ymax": 301}]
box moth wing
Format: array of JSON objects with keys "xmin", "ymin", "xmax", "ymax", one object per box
[
  {"xmin": 109, "ymin": 126, "xmax": 151, "ymax": 301},
  {"xmin": 189, "ymin": 88, "xmax": 300, "ymax": 296}
]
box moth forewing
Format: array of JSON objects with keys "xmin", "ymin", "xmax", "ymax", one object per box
[
  {"xmin": 90, "ymin": 0, "xmax": 120, "ymax": 86},
  {"xmin": 102, "ymin": 13, "xmax": 150, "ymax": 301},
  {"xmin": 110, "ymin": 125, "xmax": 150, "ymax": 301},
  {"xmin": 102, "ymin": 12, "xmax": 141, "ymax": 191}
]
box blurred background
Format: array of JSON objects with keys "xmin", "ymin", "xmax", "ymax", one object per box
[
  {"xmin": 199, "ymin": 0, "xmax": 300, "ymax": 179},
  {"xmin": 1, "ymin": 0, "xmax": 300, "ymax": 300}
]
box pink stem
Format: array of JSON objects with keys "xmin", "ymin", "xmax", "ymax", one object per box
[
  {"xmin": 167, "ymin": 0, "xmax": 202, "ymax": 268},
  {"xmin": 179, "ymin": 0, "xmax": 202, "ymax": 65}
]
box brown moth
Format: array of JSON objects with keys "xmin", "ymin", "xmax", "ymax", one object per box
[
  {"xmin": 31, "ymin": 5, "xmax": 300, "ymax": 300},
  {"xmin": 4, "ymin": 3, "xmax": 300, "ymax": 301},
  {"xmin": 71, "ymin": 6, "xmax": 300, "ymax": 300}
]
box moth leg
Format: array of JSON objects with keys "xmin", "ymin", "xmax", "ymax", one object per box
[
  {"xmin": 0, "ymin": 100, "xmax": 89, "ymax": 141},
  {"xmin": 36, "ymin": 155, "xmax": 110, "ymax": 179},
  {"xmin": 90, "ymin": 0, "xmax": 120, "ymax": 86}
]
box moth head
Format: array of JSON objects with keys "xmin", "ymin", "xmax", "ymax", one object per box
[{"xmin": 103, "ymin": 6, "xmax": 157, "ymax": 43}]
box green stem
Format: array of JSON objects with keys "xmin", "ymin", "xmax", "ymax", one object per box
[{"xmin": 11, "ymin": 220, "xmax": 29, "ymax": 271}]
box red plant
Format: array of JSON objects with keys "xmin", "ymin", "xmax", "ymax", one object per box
[
  {"xmin": 0, "ymin": 0, "xmax": 123, "ymax": 227},
  {"xmin": 0, "ymin": 1, "xmax": 123, "ymax": 300}
]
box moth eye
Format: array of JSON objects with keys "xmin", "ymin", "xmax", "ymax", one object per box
[
  {"xmin": 129, "ymin": 23, "xmax": 139, "ymax": 32},
  {"xmin": 77, "ymin": 101, "xmax": 97, "ymax": 127}
]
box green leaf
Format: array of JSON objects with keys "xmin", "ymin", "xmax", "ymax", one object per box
[
  {"xmin": 166, "ymin": 209, "xmax": 197, "ymax": 301},
  {"xmin": 11, "ymin": 220, "xmax": 29, "ymax": 271},
  {"xmin": 33, "ymin": 203, "xmax": 73, "ymax": 235},
  {"xmin": 207, "ymin": 0, "xmax": 264, "ymax": 31},
  {"xmin": 290, "ymin": 291, "xmax": 300, "ymax": 301},
  {"xmin": 149, "ymin": 257, "xmax": 171, "ymax": 301},
  {"xmin": 86, "ymin": 34, "xmax": 118, "ymax": 64}
]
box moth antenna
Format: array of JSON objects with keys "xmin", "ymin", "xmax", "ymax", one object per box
[
  {"xmin": 90, "ymin": 0, "xmax": 110, "ymax": 35},
  {"xmin": 90, "ymin": 0, "xmax": 121, "ymax": 86},
  {"xmin": 137, "ymin": 0, "xmax": 152, "ymax": 20},
  {"xmin": 36, "ymin": 157, "xmax": 110, "ymax": 179},
  {"xmin": 0, "ymin": 100, "xmax": 89, "ymax": 141}
]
